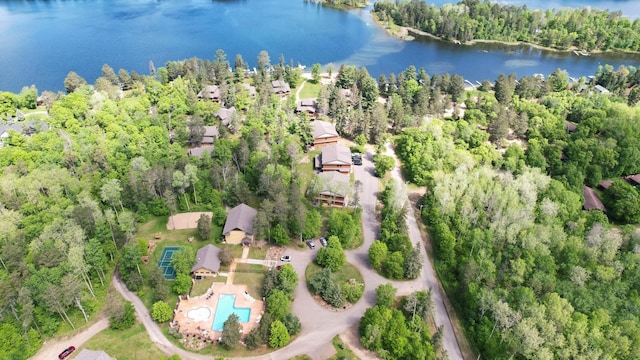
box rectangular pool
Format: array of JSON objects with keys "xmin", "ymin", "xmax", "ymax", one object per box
[{"xmin": 212, "ymin": 294, "xmax": 251, "ymax": 331}]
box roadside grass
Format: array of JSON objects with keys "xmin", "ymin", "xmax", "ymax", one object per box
[
  {"xmin": 299, "ymin": 80, "xmax": 323, "ymax": 99},
  {"xmin": 80, "ymin": 322, "xmax": 167, "ymax": 360},
  {"xmin": 233, "ymin": 263, "xmax": 266, "ymax": 298},
  {"xmin": 328, "ymin": 335, "xmax": 360, "ymax": 360},
  {"xmin": 304, "ymin": 262, "xmax": 364, "ymax": 304},
  {"xmin": 289, "ymin": 355, "xmax": 313, "ymax": 360}
]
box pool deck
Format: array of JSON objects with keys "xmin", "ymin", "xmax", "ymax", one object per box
[{"xmin": 172, "ymin": 282, "xmax": 264, "ymax": 341}]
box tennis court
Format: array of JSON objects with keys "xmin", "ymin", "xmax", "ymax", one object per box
[{"xmin": 158, "ymin": 246, "xmax": 181, "ymax": 280}]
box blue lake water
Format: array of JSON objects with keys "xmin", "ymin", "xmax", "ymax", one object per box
[
  {"xmin": 212, "ymin": 294, "xmax": 250, "ymax": 331},
  {"xmin": 1, "ymin": 0, "xmax": 639, "ymax": 92}
]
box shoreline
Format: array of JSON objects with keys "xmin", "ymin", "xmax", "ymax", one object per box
[{"xmin": 374, "ymin": 15, "xmax": 640, "ymax": 56}]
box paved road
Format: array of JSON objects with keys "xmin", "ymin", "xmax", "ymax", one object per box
[
  {"xmin": 110, "ymin": 145, "xmax": 462, "ymax": 359},
  {"xmin": 29, "ymin": 318, "xmax": 109, "ymax": 360},
  {"xmin": 384, "ymin": 143, "xmax": 463, "ymax": 360}
]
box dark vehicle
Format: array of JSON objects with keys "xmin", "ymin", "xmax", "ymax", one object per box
[
  {"xmin": 59, "ymin": 346, "xmax": 76, "ymax": 360},
  {"xmin": 352, "ymin": 153, "xmax": 362, "ymax": 165},
  {"xmin": 306, "ymin": 240, "xmax": 316, "ymax": 249},
  {"xmin": 319, "ymin": 237, "xmax": 328, "ymax": 247}
]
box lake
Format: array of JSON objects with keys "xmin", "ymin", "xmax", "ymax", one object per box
[{"xmin": 1, "ymin": 0, "xmax": 639, "ymax": 92}]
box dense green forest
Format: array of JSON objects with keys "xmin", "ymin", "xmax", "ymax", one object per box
[
  {"xmin": 386, "ymin": 63, "xmax": 640, "ymax": 357},
  {"xmin": 373, "ymin": 0, "xmax": 640, "ymax": 52}
]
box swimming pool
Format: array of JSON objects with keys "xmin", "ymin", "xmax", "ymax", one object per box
[{"xmin": 212, "ymin": 294, "xmax": 251, "ymax": 331}]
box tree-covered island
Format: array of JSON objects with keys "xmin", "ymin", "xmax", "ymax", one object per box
[{"xmin": 373, "ymin": 0, "xmax": 640, "ymax": 53}]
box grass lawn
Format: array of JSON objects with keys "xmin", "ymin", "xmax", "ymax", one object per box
[
  {"xmin": 249, "ymin": 246, "xmax": 267, "ymax": 260},
  {"xmin": 190, "ymin": 277, "xmax": 216, "ymax": 296},
  {"xmin": 233, "ymin": 263, "xmax": 266, "ymax": 298},
  {"xmin": 327, "ymin": 335, "xmax": 360, "ymax": 360},
  {"xmin": 296, "ymin": 149, "xmax": 321, "ymax": 190},
  {"xmin": 289, "ymin": 356, "xmax": 313, "ymax": 360},
  {"xmin": 304, "ymin": 262, "xmax": 364, "ymax": 303},
  {"xmin": 79, "ymin": 322, "xmax": 168, "ymax": 360},
  {"xmin": 136, "ymin": 216, "xmax": 214, "ymax": 308},
  {"xmin": 299, "ymin": 80, "xmax": 323, "ymax": 99}
]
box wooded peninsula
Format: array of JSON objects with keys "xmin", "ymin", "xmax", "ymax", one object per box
[{"xmin": 373, "ymin": 0, "xmax": 640, "ymax": 53}]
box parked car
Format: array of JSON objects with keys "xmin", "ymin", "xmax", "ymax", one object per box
[
  {"xmin": 319, "ymin": 237, "xmax": 328, "ymax": 247},
  {"xmin": 352, "ymin": 153, "xmax": 363, "ymax": 165},
  {"xmin": 306, "ymin": 240, "xmax": 316, "ymax": 249},
  {"xmin": 58, "ymin": 346, "xmax": 76, "ymax": 360},
  {"xmin": 280, "ymin": 255, "xmax": 291, "ymax": 262}
]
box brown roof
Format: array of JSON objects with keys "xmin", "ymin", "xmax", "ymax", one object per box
[
  {"xmin": 74, "ymin": 350, "xmax": 113, "ymax": 360},
  {"xmin": 565, "ymin": 121, "xmax": 577, "ymax": 132},
  {"xmin": 187, "ymin": 146, "xmax": 214, "ymax": 157},
  {"xmin": 312, "ymin": 120, "xmax": 338, "ymax": 139},
  {"xmin": 203, "ymin": 126, "xmax": 219, "ymax": 138},
  {"xmin": 271, "ymin": 80, "xmax": 291, "ymax": 94},
  {"xmin": 321, "ymin": 144, "xmax": 351, "ymax": 165},
  {"xmin": 626, "ymin": 174, "xmax": 640, "ymax": 185},
  {"xmin": 597, "ymin": 180, "xmax": 613, "ymax": 190},
  {"xmin": 191, "ymin": 244, "xmax": 221, "ymax": 273},
  {"xmin": 197, "ymin": 85, "xmax": 220, "ymax": 100},
  {"xmin": 223, "ymin": 203, "xmax": 257, "ymax": 235},
  {"xmin": 583, "ymin": 186, "xmax": 606, "ymax": 212},
  {"xmin": 297, "ymin": 98, "xmax": 317, "ymax": 113},
  {"xmin": 242, "ymin": 83, "xmax": 256, "ymax": 96},
  {"xmin": 216, "ymin": 107, "xmax": 236, "ymax": 125}
]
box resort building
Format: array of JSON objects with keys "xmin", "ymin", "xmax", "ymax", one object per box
[
  {"xmin": 197, "ymin": 85, "xmax": 221, "ymax": 102},
  {"xmin": 583, "ymin": 186, "xmax": 606, "ymax": 212},
  {"xmin": 315, "ymin": 143, "xmax": 352, "ymax": 174},
  {"xmin": 296, "ymin": 98, "xmax": 318, "ymax": 116},
  {"xmin": 271, "ymin": 79, "xmax": 291, "ymax": 96},
  {"xmin": 312, "ymin": 120, "xmax": 339, "ymax": 148},
  {"xmin": 191, "ymin": 244, "xmax": 221, "ymax": 279},
  {"xmin": 187, "ymin": 146, "xmax": 214, "ymax": 158},
  {"xmin": 222, "ymin": 203, "xmax": 258, "ymax": 245},
  {"xmin": 201, "ymin": 126, "xmax": 219, "ymax": 145},
  {"xmin": 314, "ymin": 171, "xmax": 350, "ymax": 208}
]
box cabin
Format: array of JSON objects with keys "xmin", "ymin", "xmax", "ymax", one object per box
[
  {"xmin": 222, "ymin": 203, "xmax": 258, "ymax": 245},
  {"xmin": 216, "ymin": 106, "xmax": 236, "ymax": 127},
  {"xmin": 187, "ymin": 146, "xmax": 214, "ymax": 158},
  {"xmin": 315, "ymin": 143, "xmax": 351, "ymax": 174},
  {"xmin": 197, "ymin": 85, "xmax": 221, "ymax": 102},
  {"xmin": 314, "ymin": 171, "xmax": 350, "ymax": 208},
  {"xmin": 626, "ymin": 174, "xmax": 640, "ymax": 186},
  {"xmin": 271, "ymin": 80, "xmax": 291, "ymax": 96},
  {"xmin": 583, "ymin": 186, "xmax": 606, "ymax": 212},
  {"xmin": 312, "ymin": 120, "xmax": 339, "ymax": 148},
  {"xmin": 594, "ymin": 85, "xmax": 610, "ymax": 95},
  {"xmin": 242, "ymin": 83, "xmax": 257, "ymax": 97},
  {"xmin": 191, "ymin": 244, "xmax": 221, "ymax": 279},
  {"xmin": 296, "ymin": 98, "xmax": 318, "ymax": 116},
  {"xmin": 338, "ymin": 88, "xmax": 354, "ymax": 104},
  {"xmin": 597, "ymin": 180, "xmax": 613, "ymax": 190},
  {"xmin": 0, "ymin": 121, "xmax": 48, "ymax": 147},
  {"xmin": 201, "ymin": 125, "xmax": 219, "ymax": 145}
]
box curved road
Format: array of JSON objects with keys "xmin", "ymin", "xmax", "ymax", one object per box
[{"xmin": 34, "ymin": 144, "xmax": 462, "ymax": 360}]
